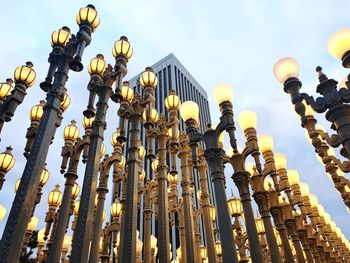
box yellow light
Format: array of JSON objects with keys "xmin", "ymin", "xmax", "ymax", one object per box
[
  {"xmin": 88, "ymin": 54, "xmax": 106, "ymax": 75},
  {"xmin": 317, "ymin": 204, "xmax": 325, "ymax": 216},
  {"xmin": 275, "ymin": 229, "xmax": 282, "ymax": 246},
  {"xmin": 215, "ymin": 241, "xmax": 222, "ymax": 256},
  {"xmin": 140, "ymin": 67, "xmax": 158, "ymax": 88},
  {"xmin": 309, "ymin": 194, "xmax": 318, "ymax": 208},
  {"xmin": 119, "ymin": 155, "xmax": 126, "ymax": 168},
  {"xmin": 151, "ymin": 159, "xmax": 158, "ymax": 173},
  {"xmin": 14, "ymin": 61, "xmax": 36, "ymax": 87},
  {"xmin": 258, "ymin": 134, "xmax": 274, "ymax": 153},
  {"xmin": 48, "ymin": 184, "xmax": 63, "ymax": 206},
  {"xmin": 255, "ymin": 217, "xmax": 265, "ymax": 234},
  {"xmin": 0, "ymin": 81, "xmax": 13, "ymax": 98},
  {"xmin": 40, "ymin": 167, "xmax": 50, "ymax": 185},
  {"xmin": 138, "ymin": 146, "xmax": 146, "ymax": 159},
  {"xmin": 167, "ymin": 128, "xmax": 180, "ymax": 139},
  {"xmin": 323, "ymin": 212, "xmax": 331, "ymax": 225},
  {"xmin": 100, "ymin": 143, "xmax": 106, "ymax": 157},
  {"xmin": 209, "ymin": 206, "xmax": 216, "ymax": 221},
  {"xmin": 136, "ymin": 239, "xmax": 143, "ymax": 254},
  {"xmin": 179, "ymin": 101, "xmax": 199, "ymax": 122},
  {"xmin": 299, "ymin": 182, "xmax": 310, "ymax": 197},
  {"xmin": 120, "ymin": 81, "xmax": 134, "ymax": 102},
  {"xmin": 63, "ymin": 235, "xmax": 72, "ymax": 251},
  {"xmin": 110, "ymin": 129, "xmax": 120, "ymax": 147},
  {"xmin": 228, "ymin": 197, "xmax": 242, "ymax": 216},
  {"xmin": 273, "ymin": 57, "xmax": 299, "ymax": 84},
  {"xmin": 139, "ymin": 170, "xmax": 146, "ymax": 181},
  {"xmin": 212, "ymin": 83, "xmax": 233, "ymax": 105},
  {"xmin": 74, "ymin": 200, "xmax": 80, "ymax": 215},
  {"xmin": 14, "ymin": 178, "xmax": 20, "ymax": 193},
  {"xmin": 30, "ymin": 100, "xmax": 45, "ymax": 121},
  {"xmin": 37, "ymin": 229, "xmax": 45, "ymax": 244},
  {"xmin": 274, "ymin": 153, "xmax": 287, "ymax": 170},
  {"xmin": 72, "ymin": 183, "xmax": 80, "ymax": 199},
  {"xmin": 327, "ymin": 29, "xmax": 350, "ymax": 60},
  {"xmin": 51, "ymin": 27, "xmax": 71, "ymax": 46},
  {"xmin": 237, "ymin": 111, "xmax": 257, "ymax": 131},
  {"xmin": 27, "ymin": 216, "xmax": 38, "ymax": 231},
  {"xmin": 339, "ymin": 76, "xmax": 347, "ymax": 89},
  {"xmin": 168, "ymin": 173, "xmax": 178, "ymax": 184},
  {"xmin": 112, "ymin": 36, "xmax": 133, "ymax": 60},
  {"xmin": 83, "ymin": 116, "xmax": 95, "ymax": 129},
  {"xmin": 165, "ymin": 92, "xmax": 181, "ymax": 110},
  {"xmin": 287, "ymin": 170, "xmax": 300, "ymax": 186},
  {"xmin": 150, "ymin": 235, "xmax": 157, "ymax": 250},
  {"xmin": 264, "ymin": 177, "xmax": 274, "ymax": 191},
  {"xmin": 200, "ymin": 246, "xmax": 207, "ymax": 259},
  {"xmin": 0, "ymin": 146, "xmax": 15, "ymax": 172},
  {"xmin": 0, "ymin": 204, "xmax": 6, "ymax": 222},
  {"xmin": 63, "ymin": 120, "xmax": 80, "ymax": 141},
  {"xmin": 76, "ymin": 5, "xmax": 100, "ymax": 31},
  {"xmin": 143, "ymin": 109, "xmax": 159, "ymax": 123}
]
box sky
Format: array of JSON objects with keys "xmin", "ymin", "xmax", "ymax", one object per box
[{"xmin": 0, "ymin": 0, "xmax": 349, "ymax": 244}]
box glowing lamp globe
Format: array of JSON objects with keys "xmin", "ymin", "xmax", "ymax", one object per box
[
  {"xmin": 179, "ymin": 101, "xmax": 199, "ymax": 122},
  {"xmin": 83, "ymin": 116, "xmax": 95, "ymax": 129},
  {"xmin": 143, "ymin": 109, "xmax": 159, "ymax": 123},
  {"xmin": 151, "ymin": 159, "xmax": 159, "ymax": 173},
  {"xmin": 88, "ymin": 54, "xmax": 106, "ymax": 75},
  {"xmin": 255, "ymin": 217, "xmax": 265, "ymax": 234},
  {"xmin": 237, "ymin": 111, "xmax": 257, "ymax": 131},
  {"xmin": 150, "ymin": 235, "xmax": 157, "ymax": 250},
  {"xmin": 136, "ymin": 239, "xmax": 143, "ymax": 254},
  {"xmin": 215, "ymin": 241, "xmax": 222, "ymax": 256},
  {"xmin": 40, "ymin": 167, "xmax": 50, "ymax": 185},
  {"xmin": 0, "ymin": 204, "xmax": 6, "ymax": 222},
  {"xmin": 29, "ymin": 100, "xmax": 45, "ymax": 122},
  {"xmin": 327, "ymin": 29, "xmax": 350, "ymax": 60},
  {"xmin": 317, "ymin": 204, "xmax": 325, "ymax": 216},
  {"xmin": 209, "ymin": 206, "xmax": 216, "ymax": 221},
  {"xmin": 63, "ymin": 120, "xmax": 80, "ymax": 141},
  {"xmin": 48, "ymin": 184, "xmax": 63, "ymax": 206},
  {"xmin": 274, "ymin": 153, "xmax": 287, "ymax": 170},
  {"xmin": 74, "ymin": 200, "xmax": 80, "ymax": 215},
  {"xmin": 110, "ymin": 129, "xmax": 120, "ymax": 147},
  {"xmin": 138, "ymin": 146, "xmax": 146, "ymax": 159},
  {"xmin": 140, "ymin": 67, "xmax": 158, "ymax": 88},
  {"xmin": 14, "ymin": 179, "xmax": 20, "ymax": 193},
  {"xmin": 228, "ymin": 197, "xmax": 242, "ymax": 216},
  {"xmin": 120, "ymin": 81, "xmax": 134, "ymax": 102},
  {"xmin": 0, "ymin": 146, "xmax": 15, "ymax": 172},
  {"xmin": 139, "ymin": 170, "xmax": 146, "ymax": 181},
  {"xmin": 37, "ymin": 229, "xmax": 45, "ymax": 245},
  {"xmin": 110, "ymin": 201, "xmax": 122, "ymax": 217},
  {"xmin": 273, "ymin": 57, "xmax": 299, "ymax": 84},
  {"xmin": 100, "ymin": 143, "xmax": 106, "ymax": 157},
  {"xmin": 299, "ymin": 182, "xmax": 310, "ymax": 197},
  {"xmin": 212, "ymin": 83, "xmax": 233, "ymax": 105},
  {"xmin": 165, "ymin": 91, "xmax": 181, "ymax": 110},
  {"xmin": 51, "ymin": 27, "xmax": 71, "ymax": 46},
  {"xmin": 309, "ymin": 194, "xmax": 318, "ymax": 208},
  {"xmin": 72, "ymin": 183, "xmax": 80, "ymax": 199},
  {"xmin": 258, "ymin": 134, "xmax": 274, "ymax": 153},
  {"xmin": 119, "ymin": 155, "xmax": 126, "ymax": 168},
  {"xmin": 27, "ymin": 216, "xmax": 38, "ymax": 231},
  {"xmin": 112, "ymin": 36, "xmax": 133, "ymax": 60},
  {"xmin": 63, "ymin": 235, "xmax": 72, "ymax": 251},
  {"xmin": 287, "ymin": 170, "xmax": 300, "ymax": 186},
  {"xmin": 14, "ymin": 62, "xmax": 36, "ymax": 87},
  {"xmin": 76, "ymin": 5, "xmax": 100, "ymax": 31},
  {"xmin": 0, "ymin": 80, "xmax": 13, "ymax": 98}
]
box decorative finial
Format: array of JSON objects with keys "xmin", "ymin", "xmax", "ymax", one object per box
[{"xmin": 316, "ymin": 66, "xmax": 328, "ymax": 83}]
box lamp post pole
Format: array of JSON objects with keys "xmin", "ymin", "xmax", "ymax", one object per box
[{"xmin": 0, "ymin": 6, "xmax": 98, "ymax": 261}]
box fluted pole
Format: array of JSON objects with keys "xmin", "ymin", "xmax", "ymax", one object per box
[{"xmin": 143, "ymin": 181, "xmax": 153, "ymax": 263}]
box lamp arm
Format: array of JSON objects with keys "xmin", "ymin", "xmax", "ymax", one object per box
[
  {"xmin": 338, "ymin": 87, "xmax": 350, "ymax": 103},
  {"xmin": 317, "ymin": 129, "xmax": 341, "ymax": 148},
  {"xmin": 300, "ymin": 93, "xmax": 327, "ymax": 113},
  {"xmin": 329, "ymin": 156, "xmax": 350, "ymax": 172}
]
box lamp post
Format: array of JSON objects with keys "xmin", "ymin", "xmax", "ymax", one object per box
[
  {"xmin": 0, "ymin": 146, "xmax": 15, "ymax": 190},
  {"xmin": 0, "ymin": 6, "xmax": 99, "ymax": 262},
  {"xmin": 71, "ymin": 35, "xmax": 132, "ymax": 262}
]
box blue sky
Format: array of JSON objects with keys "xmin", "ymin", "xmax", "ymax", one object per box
[{"xmin": 0, "ymin": 0, "xmax": 349, "ymax": 242}]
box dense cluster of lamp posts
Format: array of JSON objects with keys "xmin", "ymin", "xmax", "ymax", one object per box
[{"xmin": 0, "ymin": 3, "xmax": 350, "ymax": 263}]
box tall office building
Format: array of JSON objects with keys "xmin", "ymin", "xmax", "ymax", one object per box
[{"xmin": 128, "ymin": 53, "xmax": 214, "ymax": 256}]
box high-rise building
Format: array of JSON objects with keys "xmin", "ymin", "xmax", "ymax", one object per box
[{"xmin": 128, "ymin": 53, "xmax": 214, "ymax": 255}]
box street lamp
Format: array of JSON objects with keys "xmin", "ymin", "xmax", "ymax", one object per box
[{"xmin": 0, "ymin": 146, "xmax": 15, "ymax": 190}]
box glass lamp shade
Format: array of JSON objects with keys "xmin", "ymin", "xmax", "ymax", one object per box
[
  {"xmin": 119, "ymin": 155, "xmax": 126, "ymax": 168},
  {"xmin": 317, "ymin": 204, "xmax": 325, "ymax": 216},
  {"xmin": 273, "ymin": 57, "xmax": 299, "ymax": 84},
  {"xmin": 27, "ymin": 216, "xmax": 38, "ymax": 231},
  {"xmin": 299, "ymin": 182, "xmax": 310, "ymax": 197},
  {"xmin": 309, "ymin": 194, "xmax": 318, "ymax": 208},
  {"xmin": 14, "ymin": 179, "xmax": 20, "ymax": 193},
  {"xmin": 0, "ymin": 146, "xmax": 15, "ymax": 172},
  {"xmin": 30, "ymin": 100, "xmax": 45, "ymax": 121},
  {"xmin": 72, "ymin": 183, "xmax": 80, "ymax": 199},
  {"xmin": 37, "ymin": 229, "xmax": 45, "ymax": 244},
  {"xmin": 63, "ymin": 120, "xmax": 80, "ymax": 141},
  {"xmin": 74, "ymin": 200, "xmax": 80, "ymax": 215},
  {"xmin": 258, "ymin": 134, "xmax": 274, "ymax": 153},
  {"xmin": 76, "ymin": 5, "xmax": 100, "ymax": 31},
  {"xmin": 228, "ymin": 197, "xmax": 242, "ymax": 216},
  {"xmin": 212, "ymin": 83, "xmax": 233, "ymax": 105},
  {"xmin": 274, "ymin": 153, "xmax": 287, "ymax": 170},
  {"xmin": 168, "ymin": 173, "xmax": 178, "ymax": 184},
  {"xmin": 100, "ymin": 143, "xmax": 106, "ymax": 157},
  {"xmin": 323, "ymin": 212, "xmax": 331, "ymax": 225},
  {"xmin": 139, "ymin": 170, "xmax": 146, "ymax": 181},
  {"xmin": 196, "ymin": 190, "xmax": 202, "ymax": 201},
  {"xmin": 339, "ymin": 76, "xmax": 347, "ymax": 89},
  {"xmin": 237, "ymin": 111, "xmax": 257, "ymax": 131},
  {"xmin": 136, "ymin": 239, "xmax": 143, "ymax": 254},
  {"xmin": 88, "ymin": 54, "xmax": 106, "ymax": 75},
  {"xmin": 48, "ymin": 184, "xmax": 63, "ymax": 206},
  {"xmin": 200, "ymin": 246, "xmax": 207, "ymax": 259},
  {"xmin": 143, "ymin": 109, "xmax": 159, "ymax": 123},
  {"xmin": 63, "ymin": 235, "xmax": 72, "ymax": 251},
  {"xmin": 167, "ymin": 128, "xmax": 180, "ymax": 139},
  {"xmin": 14, "ymin": 62, "xmax": 36, "ymax": 87},
  {"xmin": 83, "ymin": 116, "xmax": 95, "ymax": 129},
  {"xmin": 0, "ymin": 81, "xmax": 13, "ymax": 98},
  {"xmin": 112, "ymin": 36, "xmax": 133, "ymax": 60},
  {"xmin": 287, "ymin": 170, "xmax": 300, "ymax": 186},
  {"xmin": 209, "ymin": 206, "xmax": 216, "ymax": 221},
  {"xmin": 0, "ymin": 204, "xmax": 6, "ymax": 222},
  {"xmin": 140, "ymin": 67, "xmax": 158, "ymax": 88},
  {"xmin": 150, "ymin": 235, "xmax": 157, "ymax": 250},
  {"xmin": 40, "ymin": 168, "xmax": 50, "ymax": 185},
  {"xmin": 151, "ymin": 159, "xmax": 158, "ymax": 173},
  {"xmin": 215, "ymin": 241, "xmax": 222, "ymax": 256},
  {"xmin": 111, "ymin": 202, "xmax": 122, "ymax": 217},
  {"xmin": 165, "ymin": 93, "xmax": 181, "ymax": 110},
  {"xmin": 255, "ymin": 217, "xmax": 265, "ymax": 234},
  {"xmin": 179, "ymin": 101, "xmax": 199, "ymax": 122},
  {"xmin": 51, "ymin": 27, "xmax": 71, "ymax": 47},
  {"xmin": 110, "ymin": 129, "xmax": 120, "ymax": 146},
  {"xmin": 60, "ymin": 92, "xmax": 70, "ymax": 111},
  {"xmin": 138, "ymin": 145, "xmax": 146, "ymax": 159},
  {"xmin": 120, "ymin": 81, "xmax": 134, "ymax": 102},
  {"xmin": 327, "ymin": 29, "xmax": 350, "ymax": 60}
]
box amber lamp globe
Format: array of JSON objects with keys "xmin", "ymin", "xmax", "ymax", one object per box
[
  {"xmin": 212, "ymin": 83, "xmax": 233, "ymax": 105},
  {"xmin": 119, "ymin": 155, "xmax": 126, "ymax": 169},
  {"xmin": 83, "ymin": 116, "xmax": 95, "ymax": 129},
  {"xmin": 140, "ymin": 67, "xmax": 158, "ymax": 88},
  {"xmin": 14, "ymin": 61, "xmax": 36, "ymax": 87},
  {"xmin": 258, "ymin": 134, "xmax": 274, "ymax": 153},
  {"xmin": 0, "ymin": 80, "xmax": 14, "ymax": 98},
  {"xmin": 143, "ymin": 109, "xmax": 159, "ymax": 123},
  {"xmin": 76, "ymin": 5, "xmax": 100, "ymax": 31},
  {"xmin": 88, "ymin": 54, "xmax": 106, "ymax": 76},
  {"xmin": 328, "ymin": 29, "xmax": 350, "ymax": 65},
  {"xmin": 48, "ymin": 184, "xmax": 63, "ymax": 206},
  {"xmin": 215, "ymin": 241, "xmax": 222, "ymax": 256},
  {"xmin": 37, "ymin": 229, "xmax": 45, "ymax": 245},
  {"xmin": 255, "ymin": 217, "xmax": 265, "ymax": 234},
  {"xmin": 273, "ymin": 57, "xmax": 299, "ymax": 84},
  {"xmin": 30, "ymin": 100, "xmax": 45, "ymax": 122},
  {"xmin": 299, "ymin": 182, "xmax": 310, "ymax": 197},
  {"xmin": 111, "ymin": 201, "xmax": 122, "ymax": 217},
  {"xmin": 63, "ymin": 235, "xmax": 72, "ymax": 251},
  {"xmin": 168, "ymin": 173, "xmax": 178, "ymax": 184},
  {"xmin": 309, "ymin": 194, "xmax": 318, "ymax": 208},
  {"xmin": 274, "ymin": 153, "xmax": 287, "ymax": 170},
  {"xmin": 209, "ymin": 206, "xmax": 216, "ymax": 221},
  {"xmin": 139, "ymin": 170, "xmax": 146, "ymax": 181},
  {"xmin": 40, "ymin": 167, "xmax": 50, "ymax": 185},
  {"xmin": 100, "ymin": 143, "xmax": 106, "ymax": 157},
  {"xmin": 237, "ymin": 111, "xmax": 257, "ymax": 131},
  {"xmin": 228, "ymin": 196, "xmax": 242, "ymax": 216},
  {"xmin": 0, "ymin": 146, "xmax": 15, "ymax": 172},
  {"xmin": 63, "ymin": 120, "xmax": 80, "ymax": 141},
  {"xmin": 112, "ymin": 36, "xmax": 133, "ymax": 60},
  {"xmin": 150, "ymin": 235, "xmax": 157, "ymax": 250},
  {"xmin": 151, "ymin": 159, "xmax": 158, "ymax": 173},
  {"xmin": 51, "ymin": 27, "xmax": 71, "ymax": 47},
  {"xmin": 287, "ymin": 170, "xmax": 300, "ymax": 186},
  {"xmin": 165, "ymin": 90, "xmax": 181, "ymax": 110},
  {"xmin": 120, "ymin": 81, "xmax": 134, "ymax": 102},
  {"xmin": 138, "ymin": 145, "xmax": 146, "ymax": 159},
  {"xmin": 179, "ymin": 101, "xmax": 199, "ymax": 122},
  {"xmin": 0, "ymin": 204, "xmax": 6, "ymax": 222},
  {"xmin": 74, "ymin": 200, "xmax": 80, "ymax": 215},
  {"xmin": 27, "ymin": 216, "xmax": 39, "ymax": 231},
  {"xmin": 72, "ymin": 183, "xmax": 80, "ymax": 199}
]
